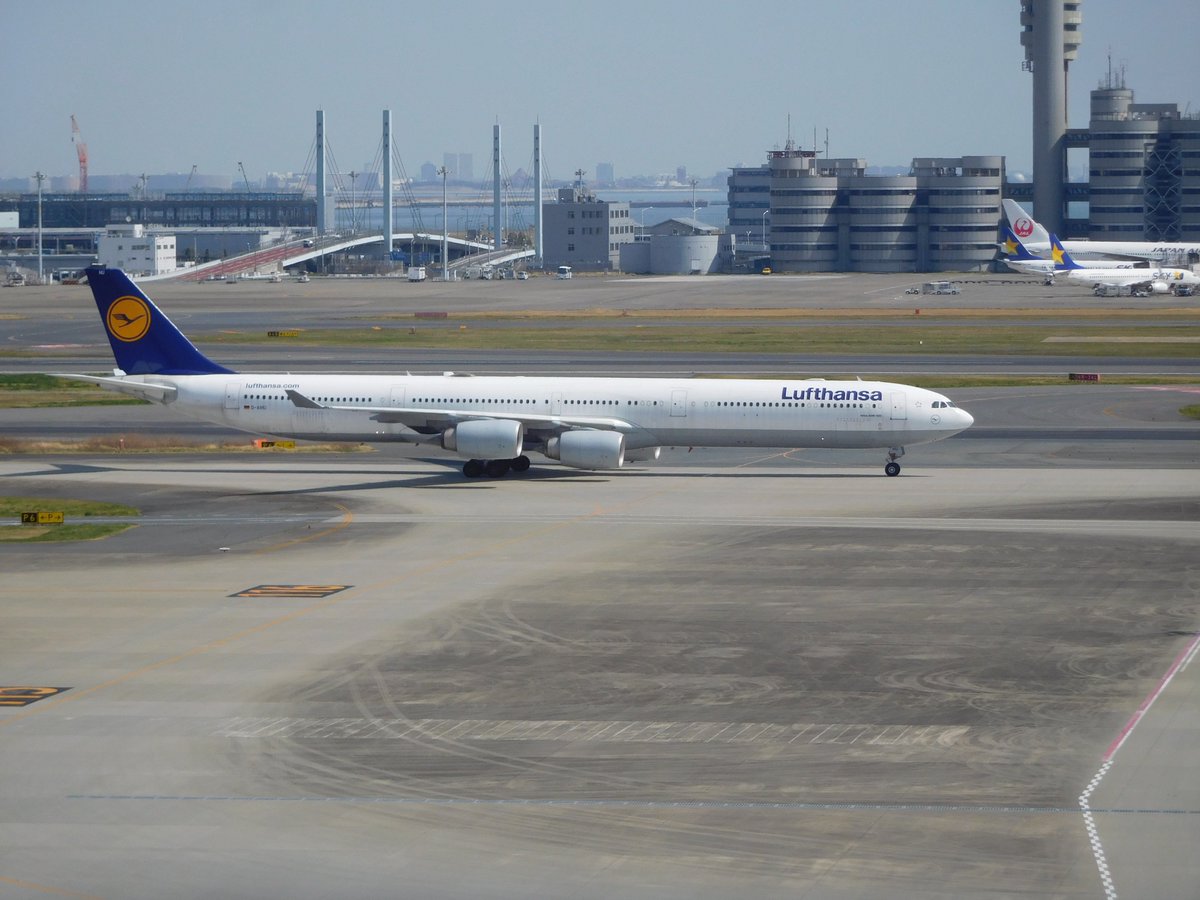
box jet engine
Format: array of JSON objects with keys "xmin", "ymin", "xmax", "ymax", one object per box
[
  {"xmin": 544, "ymin": 430, "xmax": 625, "ymax": 470},
  {"xmin": 1150, "ymin": 281, "xmax": 1170, "ymax": 294},
  {"xmin": 442, "ymin": 419, "xmax": 523, "ymax": 459}
]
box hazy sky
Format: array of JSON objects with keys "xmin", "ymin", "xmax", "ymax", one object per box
[{"xmin": 4, "ymin": 0, "xmax": 1197, "ymax": 184}]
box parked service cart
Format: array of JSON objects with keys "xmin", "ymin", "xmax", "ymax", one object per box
[{"xmin": 921, "ymin": 281, "xmax": 961, "ymax": 295}]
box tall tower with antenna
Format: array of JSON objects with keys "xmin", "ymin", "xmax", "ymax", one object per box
[{"xmin": 1019, "ymin": 0, "xmax": 1083, "ymax": 235}]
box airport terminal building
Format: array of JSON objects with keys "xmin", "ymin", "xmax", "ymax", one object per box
[
  {"xmin": 1082, "ymin": 82, "xmax": 1200, "ymax": 242},
  {"xmin": 728, "ymin": 149, "xmax": 1004, "ymax": 273},
  {"xmin": 541, "ymin": 187, "xmax": 636, "ymax": 272}
]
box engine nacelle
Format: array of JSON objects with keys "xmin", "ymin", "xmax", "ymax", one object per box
[
  {"xmin": 624, "ymin": 445, "xmax": 661, "ymax": 463},
  {"xmin": 544, "ymin": 430, "xmax": 625, "ymax": 470},
  {"xmin": 1150, "ymin": 280, "xmax": 1169, "ymax": 295},
  {"xmin": 442, "ymin": 419, "xmax": 524, "ymax": 459}
]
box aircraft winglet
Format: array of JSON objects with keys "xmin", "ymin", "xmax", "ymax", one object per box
[{"xmin": 286, "ymin": 389, "xmax": 324, "ymax": 409}]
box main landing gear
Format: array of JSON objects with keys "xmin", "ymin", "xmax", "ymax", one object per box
[
  {"xmin": 884, "ymin": 446, "xmax": 905, "ymax": 477},
  {"xmin": 463, "ymin": 455, "xmax": 531, "ymax": 478}
]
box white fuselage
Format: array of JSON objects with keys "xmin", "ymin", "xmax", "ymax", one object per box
[
  {"xmin": 1061, "ymin": 266, "xmax": 1200, "ymax": 289},
  {"xmin": 148, "ymin": 373, "xmax": 972, "ymax": 452},
  {"xmin": 1003, "ymin": 257, "xmax": 1135, "ymax": 275},
  {"xmin": 1023, "ymin": 240, "xmax": 1200, "ymax": 265}
]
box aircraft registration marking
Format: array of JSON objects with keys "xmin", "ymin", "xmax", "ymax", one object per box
[
  {"xmin": 0, "ymin": 687, "xmax": 71, "ymax": 708},
  {"xmin": 231, "ymin": 585, "xmax": 351, "ymax": 599}
]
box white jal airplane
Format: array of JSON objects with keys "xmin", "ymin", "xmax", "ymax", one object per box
[
  {"xmin": 1048, "ymin": 236, "xmax": 1200, "ymax": 295},
  {"xmin": 66, "ymin": 267, "xmax": 973, "ymax": 478},
  {"xmin": 1003, "ymin": 199, "xmax": 1200, "ymax": 265}
]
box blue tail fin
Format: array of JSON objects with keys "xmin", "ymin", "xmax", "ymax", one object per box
[
  {"xmin": 1001, "ymin": 226, "xmax": 1041, "ymax": 260},
  {"xmin": 1049, "ymin": 235, "xmax": 1081, "ymax": 271},
  {"xmin": 84, "ymin": 267, "xmax": 233, "ymax": 375}
]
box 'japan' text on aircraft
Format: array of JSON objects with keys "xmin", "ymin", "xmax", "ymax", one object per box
[{"xmin": 67, "ymin": 267, "xmax": 973, "ymax": 478}]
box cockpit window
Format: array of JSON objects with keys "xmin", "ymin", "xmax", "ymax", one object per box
[{"xmin": 932, "ymin": 400, "xmax": 956, "ymax": 409}]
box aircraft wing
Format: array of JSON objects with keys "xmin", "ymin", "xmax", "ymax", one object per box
[
  {"xmin": 286, "ymin": 389, "xmax": 636, "ymax": 436},
  {"xmin": 1088, "ymin": 251, "xmax": 1156, "ymax": 264},
  {"xmin": 1003, "ymin": 258, "xmax": 1054, "ymax": 275},
  {"xmin": 1118, "ymin": 276, "xmax": 1153, "ymax": 288},
  {"xmin": 59, "ymin": 374, "xmax": 178, "ymax": 403}
]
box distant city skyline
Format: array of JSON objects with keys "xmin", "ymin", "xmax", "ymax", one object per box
[{"xmin": 3, "ymin": 1, "xmax": 1197, "ymax": 187}]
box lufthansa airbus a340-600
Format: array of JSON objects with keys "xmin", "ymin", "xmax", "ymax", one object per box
[{"xmin": 66, "ymin": 267, "xmax": 973, "ymax": 478}]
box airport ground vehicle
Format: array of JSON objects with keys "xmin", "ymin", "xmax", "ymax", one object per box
[{"xmin": 922, "ymin": 281, "xmax": 961, "ymax": 295}]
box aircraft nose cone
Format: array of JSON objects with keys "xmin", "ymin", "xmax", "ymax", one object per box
[{"xmin": 959, "ymin": 408, "xmax": 975, "ymax": 429}]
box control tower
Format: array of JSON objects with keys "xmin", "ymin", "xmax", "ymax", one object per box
[{"xmin": 1019, "ymin": 0, "xmax": 1082, "ymax": 235}]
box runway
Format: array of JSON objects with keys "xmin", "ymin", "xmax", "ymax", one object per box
[
  {"xmin": 1, "ymin": 414, "xmax": 1198, "ymax": 899},
  {"xmin": 1, "ymin": 274, "xmax": 1198, "ymax": 898}
]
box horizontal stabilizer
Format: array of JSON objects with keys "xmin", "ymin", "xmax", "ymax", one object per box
[{"xmin": 59, "ymin": 374, "xmax": 178, "ymax": 403}]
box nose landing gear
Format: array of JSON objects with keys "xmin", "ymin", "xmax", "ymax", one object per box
[{"xmin": 884, "ymin": 446, "xmax": 905, "ymax": 477}]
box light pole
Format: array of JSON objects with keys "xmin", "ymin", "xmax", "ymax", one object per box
[
  {"xmin": 34, "ymin": 171, "xmax": 44, "ymax": 284},
  {"xmin": 639, "ymin": 206, "xmax": 654, "ymax": 239},
  {"xmin": 438, "ymin": 166, "xmax": 449, "ymax": 281},
  {"xmin": 761, "ymin": 209, "xmax": 769, "ymax": 250},
  {"xmin": 348, "ymin": 170, "xmax": 358, "ymax": 233},
  {"xmin": 690, "ymin": 178, "xmax": 698, "ymax": 233}
]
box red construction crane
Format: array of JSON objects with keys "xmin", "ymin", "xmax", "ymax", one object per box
[{"xmin": 70, "ymin": 114, "xmax": 88, "ymax": 193}]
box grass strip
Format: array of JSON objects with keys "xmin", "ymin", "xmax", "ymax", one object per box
[
  {"xmin": 0, "ymin": 523, "xmax": 137, "ymax": 543},
  {"xmin": 0, "ymin": 375, "xmax": 145, "ymax": 408},
  {"xmin": 200, "ymin": 324, "xmax": 1200, "ymax": 357},
  {"xmin": 0, "ymin": 496, "xmax": 138, "ymax": 517},
  {"xmin": 0, "ymin": 496, "xmax": 139, "ymax": 543}
]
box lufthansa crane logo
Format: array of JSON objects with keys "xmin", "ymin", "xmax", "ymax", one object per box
[{"xmin": 106, "ymin": 296, "xmax": 151, "ymax": 342}]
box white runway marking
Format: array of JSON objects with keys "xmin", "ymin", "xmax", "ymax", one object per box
[{"xmin": 1080, "ymin": 632, "xmax": 1200, "ymax": 900}]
